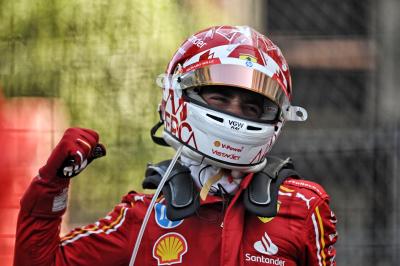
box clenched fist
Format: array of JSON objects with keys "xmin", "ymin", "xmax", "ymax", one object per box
[{"xmin": 39, "ymin": 128, "xmax": 106, "ymax": 179}]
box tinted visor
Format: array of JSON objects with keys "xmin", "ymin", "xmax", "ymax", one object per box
[
  {"xmin": 179, "ymin": 64, "xmax": 288, "ymax": 109},
  {"xmin": 185, "ymin": 86, "xmax": 280, "ymax": 123}
]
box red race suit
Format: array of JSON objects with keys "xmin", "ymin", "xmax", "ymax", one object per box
[{"xmin": 14, "ymin": 173, "xmax": 337, "ymax": 266}]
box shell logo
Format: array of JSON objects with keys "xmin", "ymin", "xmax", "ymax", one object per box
[{"xmin": 153, "ymin": 232, "xmax": 188, "ymax": 265}]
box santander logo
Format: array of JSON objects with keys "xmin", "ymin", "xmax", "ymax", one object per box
[
  {"xmin": 254, "ymin": 232, "xmax": 278, "ymax": 255},
  {"xmin": 246, "ymin": 232, "xmax": 286, "ymax": 265}
]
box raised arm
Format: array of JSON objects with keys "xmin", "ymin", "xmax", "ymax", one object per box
[{"xmin": 14, "ymin": 128, "xmax": 105, "ymax": 266}]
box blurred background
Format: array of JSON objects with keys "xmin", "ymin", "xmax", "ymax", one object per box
[{"xmin": 0, "ymin": 0, "xmax": 399, "ymax": 265}]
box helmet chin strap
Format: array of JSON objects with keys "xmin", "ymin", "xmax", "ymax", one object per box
[
  {"xmin": 199, "ymin": 169, "xmax": 224, "ymax": 200},
  {"xmin": 129, "ymin": 145, "xmax": 183, "ymax": 266},
  {"xmin": 180, "ymin": 156, "xmax": 245, "ymax": 199}
]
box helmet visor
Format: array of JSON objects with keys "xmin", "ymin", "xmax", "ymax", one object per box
[
  {"xmin": 185, "ymin": 86, "xmax": 280, "ymax": 123},
  {"xmin": 179, "ymin": 64, "xmax": 288, "ymax": 109}
]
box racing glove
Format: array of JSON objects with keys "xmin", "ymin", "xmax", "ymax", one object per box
[
  {"xmin": 19, "ymin": 128, "xmax": 105, "ymax": 217},
  {"xmin": 39, "ymin": 127, "xmax": 106, "ymax": 179}
]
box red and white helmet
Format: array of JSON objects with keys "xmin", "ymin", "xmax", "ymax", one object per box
[{"xmin": 154, "ymin": 25, "xmax": 307, "ymax": 172}]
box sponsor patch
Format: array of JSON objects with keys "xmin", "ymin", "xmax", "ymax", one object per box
[
  {"xmin": 239, "ymin": 54, "xmax": 258, "ymax": 63},
  {"xmin": 213, "ymin": 140, "xmax": 243, "ymax": 152},
  {"xmin": 153, "ymin": 232, "xmax": 188, "ymax": 265},
  {"xmin": 254, "ymin": 232, "xmax": 278, "ymax": 255},
  {"xmin": 245, "ymin": 232, "xmax": 287, "ymax": 265},
  {"xmin": 245, "ymin": 253, "xmax": 286, "ymax": 266},
  {"xmin": 211, "ymin": 149, "xmax": 240, "ymax": 160},
  {"xmin": 246, "ymin": 60, "xmax": 253, "ymax": 67},
  {"xmin": 154, "ymin": 203, "xmax": 183, "ymax": 229}
]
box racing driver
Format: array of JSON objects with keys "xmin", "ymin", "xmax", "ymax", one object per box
[{"xmin": 14, "ymin": 25, "xmax": 338, "ymax": 265}]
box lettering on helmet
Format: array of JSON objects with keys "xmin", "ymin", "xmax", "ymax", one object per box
[
  {"xmin": 183, "ymin": 58, "xmax": 220, "ymax": 73},
  {"xmin": 178, "ymin": 121, "xmax": 198, "ymax": 148},
  {"xmin": 164, "ymin": 89, "xmax": 198, "ymax": 149},
  {"xmin": 165, "ymin": 89, "xmax": 187, "ymax": 121},
  {"xmin": 221, "ymin": 143, "xmax": 243, "ymax": 152},
  {"xmin": 228, "ymin": 120, "xmax": 244, "ymax": 130},
  {"xmin": 212, "ymin": 149, "xmax": 240, "ymax": 161},
  {"xmin": 213, "ymin": 140, "xmax": 243, "ymax": 153},
  {"xmin": 188, "ymin": 35, "xmax": 207, "ymax": 48}
]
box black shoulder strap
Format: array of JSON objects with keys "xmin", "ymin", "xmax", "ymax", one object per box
[
  {"xmin": 142, "ymin": 160, "xmax": 199, "ymax": 221},
  {"xmin": 243, "ymin": 156, "xmax": 300, "ymax": 217},
  {"xmin": 143, "ymin": 156, "xmax": 300, "ymax": 220}
]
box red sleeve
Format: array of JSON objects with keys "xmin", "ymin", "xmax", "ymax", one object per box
[
  {"xmin": 14, "ymin": 175, "xmax": 70, "ymax": 266},
  {"xmin": 57, "ymin": 203, "xmax": 135, "ymax": 265},
  {"xmin": 14, "ymin": 176, "xmax": 141, "ymax": 266},
  {"xmin": 304, "ymin": 198, "xmax": 338, "ymax": 266}
]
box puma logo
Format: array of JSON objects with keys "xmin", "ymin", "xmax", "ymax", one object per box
[{"xmin": 295, "ymin": 192, "xmax": 315, "ymax": 209}]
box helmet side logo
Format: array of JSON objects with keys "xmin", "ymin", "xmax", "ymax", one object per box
[
  {"xmin": 239, "ymin": 54, "xmax": 258, "ymax": 63},
  {"xmin": 153, "ymin": 232, "xmax": 188, "ymax": 265}
]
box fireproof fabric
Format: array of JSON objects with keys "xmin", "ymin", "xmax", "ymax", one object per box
[{"xmin": 14, "ymin": 173, "xmax": 337, "ymax": 266}]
